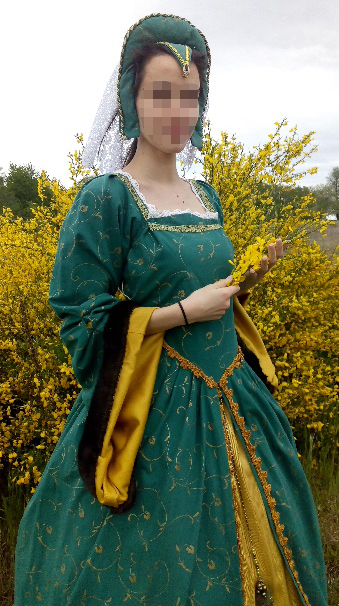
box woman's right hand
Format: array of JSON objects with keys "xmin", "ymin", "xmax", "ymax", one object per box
[{"xmin": 180, "ymin": 276, "xmax": 241, "ymax": 324}]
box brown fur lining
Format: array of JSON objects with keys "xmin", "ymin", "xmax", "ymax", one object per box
[
  {"xmin": 77, "ymin": 299, "xmax": 139, "ymax": 513},
  {"xmin": 236, "ymin": 330, "xmax": 275, "ymax": 394}
]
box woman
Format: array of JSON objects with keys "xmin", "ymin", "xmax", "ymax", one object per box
[{"xmin": 14, "ymin": 14, "xmax": 328, "ymax": 606}]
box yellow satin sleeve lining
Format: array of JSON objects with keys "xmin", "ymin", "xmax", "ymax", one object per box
[
  {"xmin": 223, "ymin": 403, "xmax": 304, "ymax": 606},
  {"xmin": 96, "ymin": 306, "xmax": 165, "ymax": 507},
  {"xmin": 233, "ymin": 292, "xmax": 278, "ymax": 392}
]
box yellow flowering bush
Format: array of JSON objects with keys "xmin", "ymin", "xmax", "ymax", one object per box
[
  {"xmin": 246, "ymin": 240, "xmax": 339, "ymax": 464},
  {"xmin": 1, "ymin": 122, "xmax": 338, "ymax": 495},
  {"xmin": 226, "ymin": 235, "xmax": 281, "ymax": 286},
  {"xmin": 201, "ymin": 118, "xmax": 339, "ymax": 462},
  {"xmin": 0, "ymin": 176, "xmax": 76, "ymax": 491},
  {"xmin": 0, "ymin": 136, "xmax": 123, "ymax": 492}
]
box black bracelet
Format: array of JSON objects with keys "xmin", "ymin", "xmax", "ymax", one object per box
[{"xmin": 178, "ymin": 300, "xmax": 189, "ymax": 325}]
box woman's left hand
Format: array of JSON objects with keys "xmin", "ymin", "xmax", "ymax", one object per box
[{"xmin": 237, "ymin": 238, "xmax": 289, "ymax": 292}]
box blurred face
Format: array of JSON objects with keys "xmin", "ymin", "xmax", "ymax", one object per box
[{"xmin": 135, "ymin": 53, "xmax": 200, "ymax": 152}]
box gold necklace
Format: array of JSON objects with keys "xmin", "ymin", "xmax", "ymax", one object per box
[{"xmin": 218, "ymin": 392, "xmax": 274, "ymax": 605}]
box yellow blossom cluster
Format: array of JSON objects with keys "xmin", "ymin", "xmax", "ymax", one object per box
[
  {"xmin": 0, "ymin": 146, "xmax": 96, "ymax": 492},
  {"xmin": 0, "ymin": 138, "xmax": 127, "ymax": 492},
  {"xmin": 1, "ymin": 123, "xmax": 338, "ymax": 493},
  {"xmin": 201, "ymin": 119, "xmax": 339, "ymax": 461},
  {"xmin": 226, "ymin": 236, "xmax": 280, "ymax": 286}
]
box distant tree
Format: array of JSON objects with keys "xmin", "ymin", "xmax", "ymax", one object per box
[
  {"xmin": 5, "ymin": 163, "xmax": 40, "ymax": 219},
  {"xmin": 309, "ymin": 167, "xmax": 339, "ymax": 219},
  {"xmin": 0, "ymin": 166, "xmax": 18, "ymax": 215},
  {"xmin": 270, "ymin": 184, "xmax": 311, "ymax": 208},
  {"xmin": 253, "ymin": 182, "xmax": 311, "ymax": 216},
  {"xmin": 0, "ymin": 167, "xmax": 5, "ymax": 187},
  {"xmin": 327, "ymin": 166, "xmax": 339, "ymax": 215},
  {"xmin": 0, "ymin": 163, "xmax": 54, "ymax": 219}
]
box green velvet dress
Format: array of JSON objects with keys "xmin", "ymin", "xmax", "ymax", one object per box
[{"xmin": 14, "ymin": 171, "xmax": 328, "ymax": 606}]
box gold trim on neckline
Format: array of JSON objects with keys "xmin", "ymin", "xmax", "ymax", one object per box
[
  {"xmin": 148, "ymin": 222, "xmax": 222, "ymax": 232},
  {"xmin": 113, "ymin": 171, "xmax": 221, "ymax": 232}
]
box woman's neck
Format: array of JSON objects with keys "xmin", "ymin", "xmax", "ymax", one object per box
[{"xmin": 123, "ymin": 136, "xmax": 183, "ymax": 186}]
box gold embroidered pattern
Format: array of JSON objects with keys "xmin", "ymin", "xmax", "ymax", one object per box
[
  {"xmin": 163, "ymin": 340, "xmax": 244, "ymax": 388},
  {"xmin": 162, "ymin": 339, "xmax": 311, "ymax": 606},
  {"xmin": 157, "ymin": 41, "xmax": 191, "ymax": 77},
  {"xmin": 220, "ymin": 402, "xmax": 249, "ymax": 605},
  {"xmin": 190, "ymin": 179, "xmax": 216, "ymax": 213},
  {"xmin": 218, "ymin": 385, "xmax": 311, "ymax": 605},
  {"xmin": 114, "ymin": 173, "xmax": 222, "ymax": 233},
  {"xmin": 114, "ymin": 172, "xmax": 149, "ymax": 222},
  {"xmin": 162, "ymin": 340, "xmax": 221, "ymax": 387},
  {"xmin": 148, "ymin": 222, "xmax": 222, "ymax": 232}
]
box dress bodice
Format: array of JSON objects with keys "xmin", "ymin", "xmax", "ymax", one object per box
[{"xmin": 112, "ymin": 171, "xmax": 240, "ymax": 380}]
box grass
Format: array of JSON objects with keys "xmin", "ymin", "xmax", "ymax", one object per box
[
  {"xmin": 0, "ymin": 478, "xmax": 30, "ymax": 606},
  {"xmin": 300, "ymin": 439, "xmax": 339, "ymax": 604}
]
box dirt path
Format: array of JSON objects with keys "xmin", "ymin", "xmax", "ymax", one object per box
[{"xmin": 307, "ymin": 220, "xmax": 339, "ymax": 256}]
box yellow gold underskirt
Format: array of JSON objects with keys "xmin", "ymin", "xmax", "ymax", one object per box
[
  {"xmin": 162, "ymin": 340, "xmax": 305, "ymax": 605},
  {"xmin": 222, "ymin": 402, "xmax": 304, "ymax": 606}
]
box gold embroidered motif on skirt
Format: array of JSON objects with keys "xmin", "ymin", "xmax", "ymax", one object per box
[{"xmin": 162, "ymin": 340, "xmax": 308, "ymax": 606}]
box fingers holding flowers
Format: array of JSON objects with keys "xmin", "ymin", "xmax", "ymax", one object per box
[
  {"xmin": 258, "ymin": 237, "xmax": 289, "ymax": 270},
  {"xmin": 238, "ymin": 237, "xmax": 290, "ymax": 289}
]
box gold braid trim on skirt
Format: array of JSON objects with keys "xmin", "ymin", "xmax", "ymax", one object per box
[{"xmin": 162, "ymin": 340, "xmax": 307, "ymax": 606}]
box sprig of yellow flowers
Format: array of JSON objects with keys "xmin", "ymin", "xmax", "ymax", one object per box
[{"xmin": 225, "ymin": 236, "xmax": 290, "ymax": 286}]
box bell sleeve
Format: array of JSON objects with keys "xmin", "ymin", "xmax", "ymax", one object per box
[{"xmin": 48, "ymin": 175, "xmax": 165, "ymax": 512}]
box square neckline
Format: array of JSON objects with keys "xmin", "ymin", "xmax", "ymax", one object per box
[{"xmin": 114, "ymin": 169, "xmax": 219, "ymax": 220}]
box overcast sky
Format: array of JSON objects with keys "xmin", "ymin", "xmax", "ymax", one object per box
[{"xmin": 1, "ymin": 0, "xmax": 338, "ymax": 189}]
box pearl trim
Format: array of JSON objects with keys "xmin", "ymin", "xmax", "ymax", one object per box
[{"xmin": 114, "ymin": 170, "xmax": 219, "ymax": 219}]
